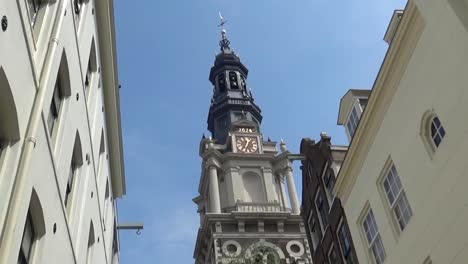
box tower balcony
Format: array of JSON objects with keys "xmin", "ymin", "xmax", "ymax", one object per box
[{"xmin": 223, "ymin": 201, "xmax": 292, "ymax": 213}]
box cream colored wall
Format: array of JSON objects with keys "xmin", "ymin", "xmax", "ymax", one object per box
[
  {"xmin": 343, "ymin": 1, "xmax": 468, "ymax": 263},
  {"xmin": 0, "ymin": 0, "xmax": 119, "ymax": 263}
]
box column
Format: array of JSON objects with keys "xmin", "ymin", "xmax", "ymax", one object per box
[
  {"xmin": 208, "ymin": 165, "xmax": 221, "ymax": 213},
  {"xmin": 278, "ymin": 174, "xmax": 289, "ymax": 209},
  {"xmin": 285, "ymin": 167, "xmax": 300, "ymax": 215}
]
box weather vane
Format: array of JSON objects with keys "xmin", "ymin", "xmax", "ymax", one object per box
[
  {"xmin": 218, "ymin": 12, "xmax": 228, "ymax": 29},
  {"xmin": 218, "ymin": 12, "xmax": 231, "ymax": 51}
]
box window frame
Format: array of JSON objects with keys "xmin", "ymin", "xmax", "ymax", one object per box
[
  {"xmin": 381, "ymin": 163, "xmax": 413, "ymax": 231},
  {"xmin": 420, "ymin": 110, "xmax": 447, "ymax": 158},
  {"xmin": 327, "ymin": 243, "xmax": 339, "ymax": 264},
  {"xmin": 228, "ymin": 71, "xmax": 239, "ymax": 90},
  {"xmin": 337, "ymin": 218, "xmax": 355, "ymax": 264},
  {"xmin": 430, "ymin": 116, "xmax": 446, "ymax": 148},
  {"xmin": 360, "ymin": 207, "xmax": 386, "ymax": 264},
  {"xmin": 315, "ymin": 190, "xmax": 328, "ymax": 234},
  {"xmin": 47, "ymin": 77, "xmax": 63, "ymax": 138},
  {"xmin": 217, "ymin": 72, "xmax": 226, "ymax": 93},
  {"xmin": 27, "ymin": 0, "xmax": 43, "ymax": 27},
  {"xmin": 307, "ymin": 210, "xmax": 320, "ymax": 252},
  {"xmin": 321, "ymin": 164, "xmax": 336, "ymax": 207},
  {"xmin": 18, "ymin": 211, "xmax": 37, "ymax": 264},
  {"xmin": 345, "ymin": 105, "xmax": 360, "ymax": 139}
]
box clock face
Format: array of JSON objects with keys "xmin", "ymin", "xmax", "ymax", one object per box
[{"xmin": 236, "ymin": 136, "xmax": 258, "ymax": 153}]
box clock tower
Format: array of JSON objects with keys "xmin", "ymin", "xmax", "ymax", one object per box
[{"xmin": 193, "ymin": 26, "xmax": 312, "ymax": 264}]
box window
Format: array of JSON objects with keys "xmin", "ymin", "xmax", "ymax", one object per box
[
  {"xmin": 65, "ymin": 132, "xmax": 83, "ymax": 211},
  {"xmin": 346, "ymin": 106, "xmax": 360, "ymax": 138},
  {"xmin": 74, "ymin": 0, "xmax": 85, "ymax": 15},
  {"xmin": 86, "ymin": 222, "xmax": 95, "ymax": 264},
  {"xmin": 315, "ymin": 191, "xmax": 328, "ymax": 233},
  {"xmin": 430, "ymin": 116, "xmax": 446, "ymax": 148},
  {"xmin": 359, "ymin": 98, "xmax": 368, "ymax": 110},
  {"xmin": 64, "ymin": 160, "xmax": 78, "ymax": 208},
  {"xmin": 328, "ymin": 244, "xmax": 339, "ymax": 264},
  {"xmin": 240, "ymin": 75, "xmax": 247, "ymax": 90},
  {"xmin": 103, "ymin": 180, "xmax": 111, "ymax": 228},
  {"xmin": 217, "ymin": 73, "xmax": 226, "ymax": 92},
  {"xmin": 84, "ymin": 60, "xmax": 92, "ymax": 95},
  {"xmin": 47, "ymin": 77, "xmax": 63, "ymax": 136},
  {"xmin": 322, "ymin": 169, "xmax": 335, "ymax": 204},
  {"xmin": 229, "ymin": 71, "xmax": 239, "ymax": 89},
  {"xmin": 307, "ymin": 212, "xmax": 320, "ymax": 251},
  {"xmin": 337, "ymin": 220, "xmax": 356, "ymax": 264},
  {"xmin": 18, "ymin": 211, "xmax": 36, "ymax": 264},
  {"xmin": 112, "ymin": 223, "xmax": 119, "ymax": 264},
  {"xmin": 382, "ymin": 164, "xmax": 412, "ymax": 230},
  {"xmin": 362, "ymin": 209, "xmax": 386, "ymax": 264},
  {"xmin": 27, "ymin": 0, "xmax": 43, "ymax": 27},
  {"xmin": 85, "ymin": 39, "xmax": 98, "ymax": 98}
]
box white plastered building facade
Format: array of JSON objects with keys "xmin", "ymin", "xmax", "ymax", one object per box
[
  {"xmin": 335, "ymin": 0, "xmax": 468, "ymax": 263},
  {"xmin": 0, "ymin": 0, "xmax": 125, "ymax": 263}
]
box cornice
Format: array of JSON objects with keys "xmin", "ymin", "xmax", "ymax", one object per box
[{"xmin": 334, "ymin": 1, "xmax": 425, "ymax": 203}]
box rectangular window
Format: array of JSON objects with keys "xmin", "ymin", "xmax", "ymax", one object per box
[
  {"xmin": 47, "ymin": 78, "xmax": 63, "ymax": 137},
  {"xmin": 18, "ymin": 211, "xmax": 35, "ymax": 264},
  {"xmin": 337, "ymin": 220, "xmax": 355, "ymax": 264},
  {"xmin": 315, "ymin": 191, "xmax": 328, "ymax": 233},
  {"xmin": 383, "ymin": 164, "xmax": 413, "ymax": 230},
  {"xmin": 346, "ymin": 106, "xmax": 360, "ymax": 138},
  {"xmin": 328, "ymin": 244, "xmax": 339, "ymax": 264},
  {"xmin": 307, "ymin": 211, "xmax": 320, "ymax": 251},
  {"xmin": 362, "ymin": 209, "xmax": 386, "ymax": 264}
]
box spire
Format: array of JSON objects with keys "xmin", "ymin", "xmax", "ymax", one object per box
[{"xmin": 218, "ymin": 12, "xmax": 231, "ymax": 53}]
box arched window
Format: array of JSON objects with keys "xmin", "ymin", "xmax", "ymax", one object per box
[
  {"xmin": 85, "ymin": 38, "xmax": 98, "ymax": 97},
  {"xmin": 73, "ymin": 0, "xmax": 89, "ymax": 23},
  {"xmin": 217, "ymin": 73, "xmax": 226, "ymax": 93},
  {"xmin": 86, "ymin": 221, "xmax": 95, "ymax": 264},
  {"xmin": 242, "ymin": 171, "xmax": 265, "ymax": 203},
  {"xmin": 98, "ymin": 129, "xmax": 105, "ymax": 176},
  {"xmin": 229, "ymin": 71, "xmax": 239, "ymax": 90},
  {"xmin": 0, "ymin": 67, "xmax": 20, "ymax": 160},
  {"xmin": 48, "ymin": 50, "xmax": 71, "ymax": 139},
  {"xmin": 18, "ymin": 189, "xmax": 46, "ymax": 264},
  {"xmin": 65, "ymin": 131, "xmax": 83, "ymax": 212},
  {"xmin": 421, "ymin": 110, "xmax": 446, "ymax": 156},
  {"xmin": 240, "ymin": 75, "xmax": 247, "ymax": 90},
  {"xmin": 103, "ymin": 179, "xmax": 111, "ymax": 229}
]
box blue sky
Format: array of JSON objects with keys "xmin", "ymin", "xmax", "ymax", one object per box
[{"xmin": 114, "ymin": 0, "xmax": 406, "ymax": 263}]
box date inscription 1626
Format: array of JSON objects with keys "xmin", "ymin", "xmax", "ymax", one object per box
[{"xmin": 238, "ymin": 127, "xmax": 254, "ymax": 133}]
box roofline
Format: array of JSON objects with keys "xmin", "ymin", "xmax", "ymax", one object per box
[
  {"xmin": 334, "ymin": 1, "xmax": 423, "ymax": 203},
  {"xmin": 95, "ymin": 0, "xmax": 126, "ymax": 197}
]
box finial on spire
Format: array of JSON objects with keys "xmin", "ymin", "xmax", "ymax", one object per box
[{"xmin": 218, "ymin": 12, "xmax": 231, "ymax": 52}]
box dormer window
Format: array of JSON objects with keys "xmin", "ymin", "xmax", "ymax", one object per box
[
  {"xmin": 359, "ymin": 98, "xmax": 368, "ymax": 110},
  {"xmin": 217, "ymin": 73, "xmax": 226, "ymax": 92},
  {"xmin": 229, "ymin": 71, "xmax": 239, "ymax": 89},
  {"xmin": 346, "ymin": 105, "xmax": 360, "ymax": 138}
]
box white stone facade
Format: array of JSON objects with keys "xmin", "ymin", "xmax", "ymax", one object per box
[
  {"xmin": 194, "ymin": 121, "xmax": 311, "ymax": 264},
  {"xmin": 335, "ymin": 0, "xmax": 468, "ymax": 263},
  {"xmin": 0, "ymin": 0, "xmax": 124, "ymax": 263}
]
